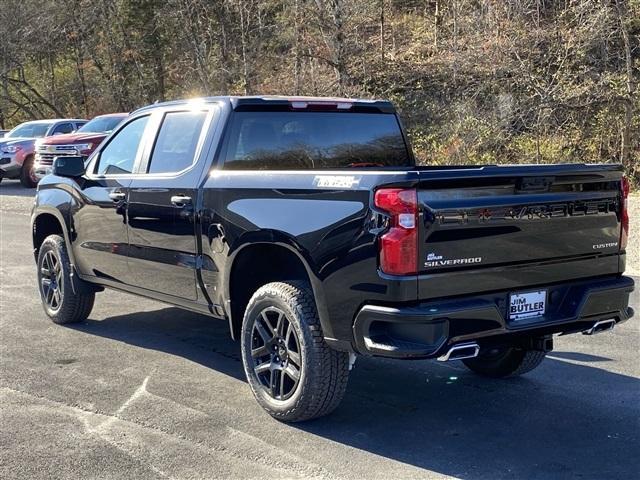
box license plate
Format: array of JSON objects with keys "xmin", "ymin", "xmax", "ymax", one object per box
[{"xmin": 509, "ymin": 290, "xmax": 546, "ymax": 321}]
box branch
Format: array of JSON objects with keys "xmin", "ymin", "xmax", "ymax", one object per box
[{"xmin": 2, "ymin": 73, "xmax": 63, "ymax": 116}]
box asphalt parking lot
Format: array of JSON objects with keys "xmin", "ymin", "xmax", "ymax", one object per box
[{"xmin": 1, "ymin": 179, "xmax": 639, "ymax": 480}]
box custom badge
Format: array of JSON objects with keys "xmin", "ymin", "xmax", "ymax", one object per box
[{"xmin": 313, "ymin": 175, "xmax": 361, "ymax": 189}]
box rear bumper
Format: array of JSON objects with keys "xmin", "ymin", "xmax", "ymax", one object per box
[{"xmin": 352, "ymin": 275, "xmax": 635, "ymax": 359}]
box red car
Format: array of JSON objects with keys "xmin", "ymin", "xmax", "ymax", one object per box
[{"xmin": 34, "ymin": 113, "xmax": 128, "ymax": 183}]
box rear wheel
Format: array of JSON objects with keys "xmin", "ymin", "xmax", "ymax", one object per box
[
  {"xmin": 241, "ymin": 281, "xmax": 350, "ymax": 422},
  {"xmin": 37, "ymin": 235, "xmax": 94, "ymax": 324},
  {"xmin": 462, "ymin": 346, "xmax": 546, "ymax": 378},
  {"xmin": 20, "ymin": 155, "xmax": 37, "ymax": 188}
]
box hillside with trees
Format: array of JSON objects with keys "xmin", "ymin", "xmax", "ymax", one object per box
[{"xmin": 1, "ymin": 0, "xmax": 638, "ymax": 179}]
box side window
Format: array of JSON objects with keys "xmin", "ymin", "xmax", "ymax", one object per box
[
  {"xmin": 52, "ymin": 122, "xmax": 74, "ymax": 135},
  {"xmin": 147, "ymin": 111, "xmax": 207, "ymax": 174},
  {"xmin": 75, "ymin": 121, "xmax": 87, "ymax": 130},
  {"xmin": 95, "ymin": 116, "xmax": 149, "ymax": 175}
]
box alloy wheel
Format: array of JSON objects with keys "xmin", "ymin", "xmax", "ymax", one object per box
[
  {"xmin": 40, "ymin": 250, "xmax": 63, "ymax": 312},
  {"xmin": 250, "ymin": 306, "xmax": 302, "ymax": 401},
  {"xmin": 29, "ymin": 166, "xmax": 39, "ymax": 185}
]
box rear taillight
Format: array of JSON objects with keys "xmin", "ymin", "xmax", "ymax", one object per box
[
  {"xmin": 620, "ymin": 176, "xmax": 630, "ymax": 250},
  {"xmin": 374, "ymin": 188, "xmax": 418, "ymax": 275}
]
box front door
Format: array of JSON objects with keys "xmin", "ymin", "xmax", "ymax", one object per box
[
  {"xmin": 126, "ymin": 108, "xmax": 213, "ymax": 300},
  {"xmin": 73, "ymin": 114, "xmax": 152, "ymax": 284}
]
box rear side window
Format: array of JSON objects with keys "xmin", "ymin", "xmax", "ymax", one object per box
[
  {"xmin": 147, "ymin": 111, "xmax": 207, "ymax": 174},
  {"xmin": 223, "ymin": 111, "xmax": 410, "ymax": 170}
]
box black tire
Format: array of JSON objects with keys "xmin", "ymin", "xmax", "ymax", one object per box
[
  {"xmin": 20, "ymin": 155, "xmax": 37, "ymax": 188},
  {"xmin": 241, "ymin": 281, "xmax": 350, "ymax": 422},
  {"xmin": 462, "ymin": 347, "xmax": 546, "ymax": 378},
  {"xmin": 37, "ymin": 235, "xmax": 95, "ymax": 324}
]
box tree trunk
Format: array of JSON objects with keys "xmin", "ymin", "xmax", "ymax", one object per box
[
  {"xmin": 616, "ymin": 0, "xmax": 635, "ymax": 174},
  {"xmin": 331, "ymin": 0, "xmax": 347, "ymax": 95},
  {"xmin": 293, "ymin": 0, "xmax": 301, "ymax": 95},
  {"xmin": 239, "ymin": 2, "xmax": 250, "ymax": 95},
  {"xmin": 433, "ymin": 0, "xmax": 439, "ymax": 51},
  {"xmin": 380, "ymin": 0, "xmax": 385, "ymax": 62}
]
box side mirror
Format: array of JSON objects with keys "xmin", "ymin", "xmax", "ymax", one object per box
[{"xmin": 52, "ymin": 156, "xmax": 85, "ymax": 178}]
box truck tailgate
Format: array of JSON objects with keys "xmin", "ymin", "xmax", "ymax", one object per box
[{"xmin": 416, "ymin": 164, "xmax": 624, "ymax": 300}]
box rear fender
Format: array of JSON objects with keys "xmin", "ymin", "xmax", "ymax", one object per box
[{"xmin": 223, "ymin": 230, "xmax": 333, "ymax": 341}]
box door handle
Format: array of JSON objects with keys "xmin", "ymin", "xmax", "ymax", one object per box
[
  {"xmin": 108, "ymin": 191, "xmax": 126, "ymax": 202},
  {"xmin": 171, "ymin": 195, "xmax": 192, "ymax": 207}
]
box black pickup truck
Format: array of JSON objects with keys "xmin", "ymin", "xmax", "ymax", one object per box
[{"xmin": 32, "ymin": 96, "xmax": 634, "ymax": 422}]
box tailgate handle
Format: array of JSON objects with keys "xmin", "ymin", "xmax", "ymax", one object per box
[{"xmin": 516, "ymin": 176, "xmax": 554, "ymax": 193}]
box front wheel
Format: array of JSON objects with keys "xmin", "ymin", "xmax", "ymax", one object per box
[
  {"xmin": 462, "ymin": 346, "xmax": 546, "ymax": 378},
  {"xmin": 241, "ymin": 281, "xmax": 350, "ymax": 422},
  {"xmin": 37, "ymin": 235, "xmax": 95, "ymax": 324},
  {"xmin": 20, "ymin": 155, "xmax": 38, "ymax": 188}
]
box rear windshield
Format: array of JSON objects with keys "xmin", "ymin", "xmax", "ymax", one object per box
[
  {"xmin": 78, "ymin": 116, "xmax": 125, "ymax": 134},
  {"xmin": 222, "ymin": 111, "xmax": 411, "ymax": 170}
]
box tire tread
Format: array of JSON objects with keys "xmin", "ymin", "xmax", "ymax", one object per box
[
  {"xmin": 19, "ymin": 155, "xmax": 37, "ymax": 188},
  {"xmin": 38, "ymin": 235, "xmax": 95, "ymax": 324},
  {"xmin": 241, "ymin": 281, "xmax": 349, "ymax": 422},
  {"xmin": 463, "ymin": 347, "xmax": 546, "ymax": 378},
  {"xmin": 510, "ymin": 349, "xmax": 546, "ymax": 377}
]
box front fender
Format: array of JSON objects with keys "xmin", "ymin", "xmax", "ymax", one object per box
[{"xmin": 32, "ymin": 186, "xmax": 75, "ymax": 264}]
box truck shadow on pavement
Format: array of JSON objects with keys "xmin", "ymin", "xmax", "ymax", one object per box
[{"xmin": 72, "ymin": 307, "xmax": 640, "ymax": 479}]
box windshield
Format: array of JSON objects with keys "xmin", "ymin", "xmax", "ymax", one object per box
[
  {"xmin": 78, "ymin": 116, "xmax": 125, "ymax": 134},
  {"xmin": 223, "ymin": 111, "xmax": 411, "ymax": 170},
  {"xmin": 7, "ymin": 122, "xmax": 52, "ymax": 138}
]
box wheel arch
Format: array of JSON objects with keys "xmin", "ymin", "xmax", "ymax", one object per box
[
  {"xmin": 32, "ymin": 205, "xmax": 101, "ymax": 295},
  {"xmin": 32, "ymin": 207, "xmax": 73, "ymax": 263},
  {"xmin": 19, "ymin": 151, "xmax": 34, "ymax": 167},
  {"xmin": 224, "ymin": 236, "xmax": 332, "ymax": 341}
]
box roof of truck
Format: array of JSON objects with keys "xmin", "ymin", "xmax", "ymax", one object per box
[
  {"xmin": 19, "ymin": 118, "xmax": 88, "ymax": 124},
  {"xmin": 91, "ymin": 112, "xmax": 129, "ymax": 118},
  {"xmin": 133, "ymin": 96, "xmax": 396, "ymax": 114}
]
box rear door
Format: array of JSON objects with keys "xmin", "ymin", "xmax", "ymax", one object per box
[{"xmin": 126, "ymin": 106, "xmax": 216, "ymax": 300}]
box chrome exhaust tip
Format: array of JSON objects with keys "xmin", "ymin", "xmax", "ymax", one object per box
[
  {"xmin": 582, "ymin": 319, "xmax": 616, "ymax": 336},
  {"xmin": 437, "ymin": 342, "xmax": 480, "ymax": 362}
]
